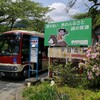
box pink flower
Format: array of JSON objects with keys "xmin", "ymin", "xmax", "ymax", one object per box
[
  {"xmin": 87, "ymin": 71, "xmax": 94, "ymax": 80},
  {"xmin": 86, "ymin": 49, "xmax": 92, "ymax": 53},
  {"xmin": 96, "ymin": 42, "xmax": 99, "ymax": 45},
  {"xmin": 91, "ymin": 53, "xmax": 97, "ymax": 58},
  {"xmin": 86, "ymin": 53, "xmax": 91, "ymax": 57}
]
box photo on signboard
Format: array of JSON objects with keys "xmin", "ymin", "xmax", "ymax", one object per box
[{"xmin": 48, "ymin": 28, "xmax": 69, "ymax": 47}]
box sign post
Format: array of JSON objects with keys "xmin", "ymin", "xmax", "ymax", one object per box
[
  {"xmin": 29, "ymin": 36, "xmax": 38, "ymax": 80},
  {"xmin": 45, "ymin": 18, "xmax": 92, "ymax": 64}
]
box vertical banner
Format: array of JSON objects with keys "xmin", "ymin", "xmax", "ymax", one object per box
[
  {"xmin": 29, "ymin": 36, "xmax": 39, "ymax": 79},
  {"xmin": 30, "ymin": 36, "xmax": 38, "ymax": 63}
]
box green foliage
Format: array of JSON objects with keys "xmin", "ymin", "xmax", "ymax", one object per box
[
  {"xmin": 93, "ymin": 12, "xmax": 100, "ymax": 28},
  {"xmin": 22, "ymin": 82, "xmax": 69, "ymax": 100},
  {"xmin": 23, "ymin": 82, "xmax": 100, "ymax": 100},
  {"xmin": 52, "ymin": 43, "xmax": 100, "ymax": 90},
  {"xmin": 72, "ymin": 10, "xmax": 100, "ymax": 29},
  {"xmin": 0, "ymin": 25, "xmax": 8, "ymax": 33},
  {"xmin": 60, "ymin": 86, "xmax": 100, "ymax": 100},
  {"xmin": 72, "ymin": 13, "xmax": 87, "ymax": 19},
  {"xmin": 22, "ymin": 86, "xmax": 34, "ymax": 97},
  {"xmin": 53, "ymin": 62, "xmax": 80, "ymax": 87},
  {"xmin": 72, "ymin": 0, "xmax": 100, "ymax": 29},
  {"xmin": 0, "ymin": 0, "xmax": 51, "ymax": 32},
  {"xmin": 80, "ymin": 43, "xmax": 100, "ymax": 89}
]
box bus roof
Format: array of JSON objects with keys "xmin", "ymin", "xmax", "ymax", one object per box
[{"xmin": 3, "ymin": 30, "xmax": 44, "ymax": 38}]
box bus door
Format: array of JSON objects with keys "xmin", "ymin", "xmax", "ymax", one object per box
[
  {"xmin": 21, "ymin": 34, "xmax": 30, "ymax": 63},
  {"xmin": 38, "ymin": 38, "xmax": 44, "ymax": 70},
  {"xmin": 37, "ymin": 38, "xmax": 48, "ymax": 71}
]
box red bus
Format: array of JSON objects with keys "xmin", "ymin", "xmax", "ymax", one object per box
[{"xmin": 0, "ymin": 30, "xmax": 48, "ymax": 78}]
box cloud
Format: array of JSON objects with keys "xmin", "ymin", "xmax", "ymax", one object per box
[
  {"xmin": 47, "ymin": 2, "xmax": 80, "ymax": 22},
  {"xmin": 69, "ymin": 8, "xmax": 80, "ymax": 15}
]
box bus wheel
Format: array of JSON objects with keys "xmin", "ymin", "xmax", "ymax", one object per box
[{"xmin": 22, "ymin": 68, "xmax": 29, "ymax": 79}]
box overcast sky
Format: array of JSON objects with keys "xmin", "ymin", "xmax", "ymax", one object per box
[{"xmin": 33, "ymin": 0, "xmax": 93, "ymax": 22}]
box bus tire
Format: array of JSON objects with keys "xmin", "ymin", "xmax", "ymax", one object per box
[{"xmin": 22, "ymin": 67, "xmax": 31, "ymax": 79}]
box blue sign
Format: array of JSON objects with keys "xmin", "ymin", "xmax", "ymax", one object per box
[
  {"xmin": 13, "ymin": 57, "xmax": 17, "ymax": 64},
  {"xmin": 30, "ymin": 36, "xmax": 38, "ymax": 48}
]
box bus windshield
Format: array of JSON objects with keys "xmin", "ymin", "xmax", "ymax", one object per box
[{"xmin": 0, "ymin": 33, "xmax": 21, "ymax": 56}]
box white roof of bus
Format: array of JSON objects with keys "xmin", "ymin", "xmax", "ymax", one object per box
[{"xmin": 3, "ymin": 30, "xmax": 44, "ymax": 38}]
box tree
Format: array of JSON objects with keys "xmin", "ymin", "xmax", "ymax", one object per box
[
  {"xmin": 72, "ymin": 9, "xmax": 100, "ymax": 29},
  {"xmin": 66, "ymin": 0, "xmax": 77, "ymax": 13},
  {"xmin": 0, "ymin": 0, "xmax": 51, "ymax": 32},
  {"xmin": 66, "ymin": 0, "xmax": 100, "ymax": 29},
  {"xmin": 88, "ymin": 0, "xmax": 100, "ymax": 29},
  {"xmin": 88, "ymin": 0, "xmax": 100, "ymax": 12}
]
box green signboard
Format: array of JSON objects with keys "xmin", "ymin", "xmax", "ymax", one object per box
[{"xmin": 44, "ymin": 18, "xmax": 92, "ymax": 46}]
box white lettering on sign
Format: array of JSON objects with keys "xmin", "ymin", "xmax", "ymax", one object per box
[
  {"xmin": 71, "ymin": 25, "xmax": 89, "ymax": 31},
  {"xmin": 46, "ymin": 24, "xmax": 59, "ymax": 28},
  {"xmin": 46, "ymin": 20, "xmax": 86, "ymax": 29},
  {"xmin": 71, "ymin": 40, "xmax": 88, "ymax": 45}
]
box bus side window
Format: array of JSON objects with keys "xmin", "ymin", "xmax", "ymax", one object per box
[{"xmin": 22, "ymin": 35, "xmax": 30, "ymax": 63}]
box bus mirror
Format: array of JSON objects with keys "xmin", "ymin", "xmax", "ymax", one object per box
[{"xmin": 16, "ymin": 36, "xmax": 20, "ymax": 41}]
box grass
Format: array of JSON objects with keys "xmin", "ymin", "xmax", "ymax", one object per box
[{"xmin": 22, "ymin": 82, "xmax": 100, "ymax": 100}]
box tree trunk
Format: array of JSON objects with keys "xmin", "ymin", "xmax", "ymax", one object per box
[{"xmin": 9, "ymin": 17, "xmax": 16, "ymax": 30}]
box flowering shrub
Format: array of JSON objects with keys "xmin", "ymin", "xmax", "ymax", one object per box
[
  {"xmin": 53, "ymin": 62, "xmax": 80, "ymax": 87},
  {"xmin": 83, "ymin": 42, "xmax": 100, "ymax": 88}
]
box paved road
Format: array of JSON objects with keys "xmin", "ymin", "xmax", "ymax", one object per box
[
  {"xmin": 0, "ymin": 77, "xmax": 24, "ymax": 92},
  {"xmin": 0, "ymin": 77, "xmax": 24, "ymax": 100},
  {"xmin": 0, "ymin": 72, "xmax": 48, "ymax": 100}
]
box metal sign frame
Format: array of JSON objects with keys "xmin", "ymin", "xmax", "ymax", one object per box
[{"xmin": 28, "ymin": 36, "xmax": 39, "ymax": 80}]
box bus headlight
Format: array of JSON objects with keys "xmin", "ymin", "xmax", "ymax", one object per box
[{"xmin": 13, "ymin": 67, "xmax": 18, "ymax": 71}]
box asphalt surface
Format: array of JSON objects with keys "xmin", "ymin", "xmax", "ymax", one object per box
[
  {"xmin": 0, "ymin": 77, "xmax": 25, "ymax": 100},
  {"xmin": 0, "ymin": 77, "xmax": 23, "ymax": 92},
  {"xmin": 0, "ymin": 71, "xmax": 48, "ymax": 100}
]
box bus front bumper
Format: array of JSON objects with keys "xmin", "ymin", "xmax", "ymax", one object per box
[{"xmin": 0, "ymin": 71, "xmax": 22, "ymax": 78}]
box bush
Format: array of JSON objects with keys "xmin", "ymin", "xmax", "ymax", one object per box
[
  {"xmin": 57, "ymin": 86, "xmax": 100, "ymax": 100},
  {"xmin": 23, "ymin": 82, "xmax": 100, "ymax": 100},
  {"xmin": 80, "ymin": 43, "xmax": 100, "ymax": 89},
  {"xmin": 53, "ymin": 61, "xmax": 80, "ymax": 87},
  {"xmin": 22, "ymin": 82, "xmax": 69, "ymax": 100}
]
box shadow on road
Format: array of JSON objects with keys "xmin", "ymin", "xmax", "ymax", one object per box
[{"xmin": 0, "ymin": 70, "xmax": 48, "ymax": 83}]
